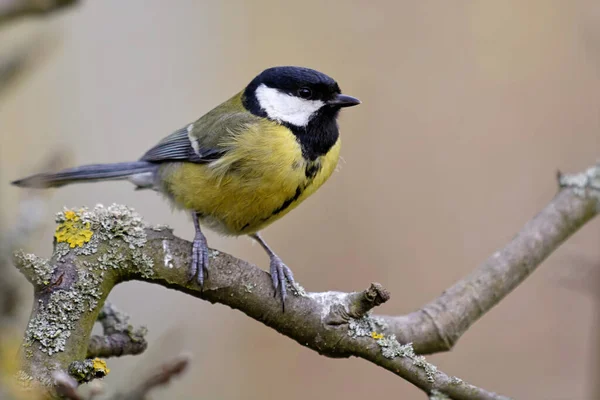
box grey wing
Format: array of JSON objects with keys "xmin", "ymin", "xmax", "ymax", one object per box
[{"xmin": 140, "ymin": 126, "xmax": 224, "ymax": 163}]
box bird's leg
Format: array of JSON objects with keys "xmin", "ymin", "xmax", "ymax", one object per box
[
  {"xmin": 250, "ymin": 233, "xmax": 295, "ymax": 310},
  {"xmin": 190, "ymin": 212, "xmax": 209, "ymax": 288}
]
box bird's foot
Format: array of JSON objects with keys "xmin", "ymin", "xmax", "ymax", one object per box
[
  {"xmin": 189, "ymin": 230, "xmax": 209, "ymax": 288},
  {"xmin": 269, "ymin": 254, "xmax": 295, "ymax": 310},
  {"xmin": 249, "ymin": 233, "xmax": 296, "ymax": 311}
]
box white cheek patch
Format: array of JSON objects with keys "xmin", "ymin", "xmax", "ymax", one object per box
[{"xmin": 255, "ymin": 84, "xmax": 325, "ymax": 127}]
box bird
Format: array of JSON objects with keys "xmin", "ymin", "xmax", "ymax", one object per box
[{"xmin": 12, "ymin": 66, "xmax": 361, "ymax": 307}]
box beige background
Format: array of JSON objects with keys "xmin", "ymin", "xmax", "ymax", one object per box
[{"xmin": 2, "ymin": 1, "xmax": 600, "ymax": 399}]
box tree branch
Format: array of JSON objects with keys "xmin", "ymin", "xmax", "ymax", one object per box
[
  {"xmin": 384, "ymin": 165, "xmax": 600, "ymax": 353},
  {"xmin": 12, "ymin": 162, "xmax": 600, "ymax": 399}
]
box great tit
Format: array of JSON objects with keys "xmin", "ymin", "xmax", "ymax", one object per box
[{"xmin": 12, "ymin": 66, "xmax": 361, "ymax": 306}]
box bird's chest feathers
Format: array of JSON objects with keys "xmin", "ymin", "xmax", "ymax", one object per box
[{"xmin": 175, "ymin": 124, "xmax": 341, "ymax": 234}]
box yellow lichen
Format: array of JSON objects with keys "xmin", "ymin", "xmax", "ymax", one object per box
[
  {"xmin": 92, "ymin": 358, "xmax": 110, "ymax": 375},
  {"xmin": 371, "ymin": 332, "xmax": 384, "ymax": 340},
  {"xmin": 55, "ymin": 209, "xmax": 93, "ymax": 248},
  {"xmin": 63, "ymin": 210, "xmax": 79, "ymax": 221}
]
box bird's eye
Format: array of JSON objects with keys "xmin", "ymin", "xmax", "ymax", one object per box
[{"xmin": 297, "ymin": 87, "xmax": 312, "ymax": 99}]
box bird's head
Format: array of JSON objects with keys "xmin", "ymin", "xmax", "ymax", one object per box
[{"xmin": 243, "ymin": 66, "xmax": 360, "ymax": 128}]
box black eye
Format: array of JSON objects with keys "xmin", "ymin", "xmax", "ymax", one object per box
[{"xmin": 297, "ymin": 87, "xmax": 312, "ymax": 99}]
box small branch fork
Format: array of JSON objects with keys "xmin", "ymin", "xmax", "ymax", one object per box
[
  {"xmin": 12, "ymin": 163, "xmax": 600, "ymax": 399},
  {"xmin": 87, "ymin": 302, "xmax": 148, "ymax": 359}
]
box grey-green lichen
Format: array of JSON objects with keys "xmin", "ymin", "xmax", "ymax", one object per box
[
  {"xmin": 68, "ymin": 358, "xmax": 109, "ymax": 383},
  {"xmin": 54, "ymin": 242, "xmax": 71, "ymax": 261},
  {"xmin": 16, "ymin": 370, "xmax": 56, "ymax": 391},
  {"xmin": 376, "ymin": 336, "xmax": 438, "ymax": 382},
  {"xmin": 14, "ymin": 370, "xmax": 34, "ymax": 387},
  {"xmin": 98, "ymin": 302, "xmax": 148, "ymax": 340},
  {"xmin": 450, "ymin": 376, "xmax": 463, "ymax": 385},
  {"xmin": 348, "ymin": 316, "xmax": 438, "ymax": 383},
  {"xmin": 97, "ymin": 247, "xmax": 127, "ymax": 271},
  {"xmin": 559, "ymin": 164, "xmax": 600, "ymax": 210},
  {"xmin": 371, "ymin": 316, "xmax": 388, "ymax": 330},
  {"xmin": 83, "ymin": 204, "xmax": 146, "ymax": 247},
  {"xmin": 129, "ymin": 325, "xmax": 148, "ymax": 342},
  {"xmin": 347, "ymin": 315, "xmax": 386, "ymax": 338},
  {"xmin": 14, "ymin": 250, "xmax": 54, "ymax": 286},
  {"xmin": 23, "ymin": 347, "xmax": 33, "ymax": 359},
  {"xmin": 289, "ymin": 281, "xmax": 308, "ymax": 297},
  {"xmin": 429, "ymin": 389, "xmax": 451, "ymax": 400},
  {"xmin": 14, "ymin": 370, "xmax": 55, "ymax": 395},
  {"xmin": 56, "ymin": 204, "xmax": 154, "ymax": 277},
  {"xmin": 24, "ymin": 269, "xmax": 104, "ymax": 355},
  {"xmin": 74, "ymin": 269, "xmax": 103, "ymax": 312},
  {"xmin": 149, "ymin": 223, "xmax": 171, "ymax": 232},
  {"xmin": 132, "ymin": 249, "xmax": 154, "ymax": 278},
  {"xmin": 55, "ymin": 204, "xmax": 147, "ymax": 255}
]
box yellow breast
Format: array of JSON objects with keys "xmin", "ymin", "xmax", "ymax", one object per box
[{"xmin": 160, "ymin": 122, "xmax": 340, "ymax": 236}]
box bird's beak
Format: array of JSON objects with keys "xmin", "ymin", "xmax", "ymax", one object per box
[{"xmin": 328, "ymin": 94, "xmax": 361, "ymax": 107}]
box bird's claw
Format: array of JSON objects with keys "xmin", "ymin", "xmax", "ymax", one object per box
[
  {"xmin": 269, "ymin": 255, "xmax": 295, "ymax": 311},
  {"xmin": 189, "ymin": 231, "xmax": 209, "ymax": 288}
]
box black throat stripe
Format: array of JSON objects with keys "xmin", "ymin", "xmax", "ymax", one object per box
[
  {"xmin": 285, "ymin": 108, "xmax": 339, "ymax": 161},
  {"xmin": 305, "ymin": 162, "xmax": 321, "ymax": 179}
]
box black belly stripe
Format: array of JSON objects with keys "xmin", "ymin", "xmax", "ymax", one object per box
[
  {"xmin": 246, "ymin": 168, "xmax": 319, "ymax": 229},
  {"xmin": 272, "ymin": 186, "xmax": 303, "ymax": 216},
  {"xmin": 253, "ymin": 186, "xmax": 305, "ymax": 227},
  {"xmin": 305, "ymin": 163, "xmax": 320, "ymax": 179}
]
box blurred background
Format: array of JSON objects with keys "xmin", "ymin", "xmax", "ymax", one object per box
[{"xmin": 1, "ymin": 1, "xmax": 600, "ymax": 399}]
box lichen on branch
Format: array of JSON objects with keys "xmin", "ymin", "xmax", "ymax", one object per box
[{"xmin": 13, "ymin": 204, "xmax": 157, "ymax": 392}]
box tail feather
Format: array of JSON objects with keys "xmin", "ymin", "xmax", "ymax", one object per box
[{"xmin": 11, "ymin": 161, "xmax": 157, "ymax": 188}]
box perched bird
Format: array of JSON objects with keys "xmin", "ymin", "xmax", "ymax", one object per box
[{"xmin": 12, "ymin": 66, "xmax": 360, "ymax": 306}]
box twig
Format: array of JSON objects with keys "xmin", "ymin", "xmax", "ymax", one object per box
[
  {"xmin": 87, "ymin": 302, "xmax": 148, "ymax": 359},
  {"xmin": 110, "ymin": 354, "xmax": 190, "ymax": 400}
]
